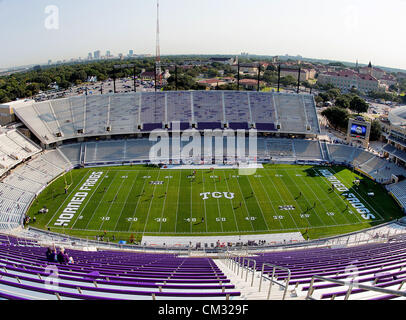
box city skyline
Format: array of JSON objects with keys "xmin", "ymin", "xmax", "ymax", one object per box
[{"xmin": 1, "ymin": 0, "xmax": 406, "ymax": 70}]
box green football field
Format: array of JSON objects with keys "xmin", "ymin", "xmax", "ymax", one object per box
[{"xmin": 27, "ymin": 164, "xmax": 404, "ymax": 242}]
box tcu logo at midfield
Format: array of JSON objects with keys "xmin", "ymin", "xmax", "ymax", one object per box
[{"xmin": 200, "ymin": 192, "xmax": 235, "ymax": 200}]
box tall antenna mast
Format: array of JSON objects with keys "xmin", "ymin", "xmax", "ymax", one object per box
[{"xmin": 156, "ymin": 0, "xmax": 162, "ymax": 86}]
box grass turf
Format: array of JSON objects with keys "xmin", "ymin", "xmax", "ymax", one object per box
[{"xmin": 26, "ymin": 164, "xmax": 404, "ymax": 243}]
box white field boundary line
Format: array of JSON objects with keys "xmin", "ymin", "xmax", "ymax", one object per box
[
  {"xmin": 45, "ymin": 170, "xmax": 92, "ymax": 228},
  {"xmin": 261, "ymin": 169, "xmax": 301, "ymax": 232},
  {"xmin": 311, "ymin": 167, "xmax": 362, "ymax": 225},
  {"xmin": 329, "ymin": 167, "xmax": 385, "ymax": 223},
  {"xmin": 77, "ymin": 170, "xmax": 116, "ymax": 230},
  {"xmin": 222, "ymin": 170, "xmax": 240, "ymax": 233},
  {"xmin": 50, "ymin": 221, "xmax": 365, "ymax": 234},
  {"xmin": 294, "ymin": 169, "xmax": 342, "ymax": 226},
  {"xmin": 112, "ymin": 171, "xmax": 140, "ymax": 231},
  {"xmin": 283, "ymin": 168, "xmax": 326, "ymax": 226},
  {"xmin": 142, "ymin": 171, "xmax": 162, "ymax": 236}
]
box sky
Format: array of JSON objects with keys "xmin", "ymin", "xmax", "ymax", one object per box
[{"xmin": 0, "ymin": 0, "xmax": 406, "ymax": 70}]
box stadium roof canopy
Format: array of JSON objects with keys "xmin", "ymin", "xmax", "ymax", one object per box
[{"xmin": 388, "ymin": 105, "xmax": 406, "ymax": 127}]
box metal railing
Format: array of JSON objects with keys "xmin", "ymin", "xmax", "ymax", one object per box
[
  {"xmin": 258, "ymin": 263, "xmax": 291, "ymax": 300},
  {"xmin": 239, "ymin": 257, "xmax": 256, "ymax": 287},
  {"xmin": 225, "ymin": 253, "xmax": 292, "ymax": 300},
  {"xmin": 306, "ymin": 275, "xmax": 406, "ymax": 300}
]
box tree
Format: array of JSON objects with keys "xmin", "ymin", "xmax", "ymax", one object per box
[
  {"xmin": 318, "ymin": 92, "xmax": 333, "ymax": 102},
  {"xmin": 335, "ymin": 95, "xmax": 351, "ymax": 109},
  {"xmin": 321, "ymin": 106, "xmax": 349, "ymax": 130},
  {"xmin": 207, "ymin": 68, "xmax": 219, "ymax": 78},
  {"xmin": 314, "ymin": 95, "xmax": 323, "ymax": 105},
  {"xmin": 280, "ymin": 75, "xmax": 297, "ymax": 86},
  {"xmin": 327, "ymin": 88, "xmax": 341, "ymax": 99},
  {"xmin": 370, "ymin": 120, "xmax": 382, "ymax": 141},
  {"xmin": 349, "ymin": 96, "xmax": 369, "ymax": 114},
  {"xmin": 0, "ymin": 89, "xmax": 9, "ymax": 103}
]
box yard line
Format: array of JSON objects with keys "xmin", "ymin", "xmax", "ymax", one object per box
[
  {"xmin": 310, "ymin": 167, "xmax": 356, "ymax": 224},
  {"xmin": 127, "ymin": 177, "xmax": 148, "ymax": 232},
  {"xmin": 142, "ymin": 171, "xmax": 162, "ymax": 236},
  {"xmin": 222, "ymin": 170, "xmax": 239, "ymax": 232},
  {"xmin": 329, "ymin": 167, "xmax": 385, "ymax": 222},
  {"xmin": 201, "ymin": 171, "xmax": 208, "ymax": 232},
  {"xmin": 112, "ymin": 171, "xmax": 140, "ymax": 231},
  {"xmin": 254, "ymin": 171, "xmax": 284, "ymax": 230},
  {"xmin": 293, "ymin": 168, "xmax": 342, "ymax": 226},
  {"xmin": 190, "ymin": 170, "xmax": 193, "ymax": 233},
  {"xmin": 45, "ymin": 170, "xmax": 91, "ymax": 228},
  {"xmin": 98, "ymin": 177, "xmax": 127, "ymax": 231},
  {"xmin": 245, "ymin": 175, "xmax": 269, "ymax": 230},
  {"xmin": 213, "ymin": 173, "xmax": 224, "ymax": 233},
  {"xmin": 281, "ymin": 169, "xmax": 326, "ymax": 227},
  {"xmin": 80, "ymin": 171, "xmax": 117, "ymax": 230},
  {"xmin": 234, "ymin": 174, "xmax": 255, "ymax": 232},
  {"xmin": 262, "ymin": 169, "xmax": 301, "ymax": 231},
  {"xmin": 77, "ymin": 170, "xmax": 115, "ymax": 230},
  {"xmin": 158, "ymin": 173, "xmax": 171, "ymax": 233},
  {"xmin": 174, "ymin": 171, "xmax": 182, "ymax": 233}
]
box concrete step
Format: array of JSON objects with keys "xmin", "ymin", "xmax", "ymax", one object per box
[{"xmin": 214, "ymin": 259, "xmax": 304, "ymax": 300}]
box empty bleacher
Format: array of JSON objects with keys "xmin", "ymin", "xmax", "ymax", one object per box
[
  {"xmin": 14, "ymin": 92, "xmax": 320, "ymax": 146},
  {"xmin": 229, "ymin": 237, "xmax": 406, "ymax": 300},
  {"xmin": 387, "ymin": 180, "xmax": 406, "ymax": 210},
  {"xmin": 58, "ymin": 144, "xmax": 82, "ymax": 167},
  {"xmin": 0, "ymin": 235, "xmax": 240, "ymax": 300},
  {"xmin": 0, "ymin": 129, "xmax": 41, "ymax": 177}
]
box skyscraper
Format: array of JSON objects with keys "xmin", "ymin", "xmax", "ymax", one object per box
[{"xmin": 94, "ymin": 50, "xmax": 101, "ymax": 60}]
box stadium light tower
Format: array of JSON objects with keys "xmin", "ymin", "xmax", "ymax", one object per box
[{"xmin": 155, "ymin": 0, "xmax": 162, "ymax": 90}]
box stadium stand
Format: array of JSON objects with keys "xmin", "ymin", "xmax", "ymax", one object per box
[
  {"xmin": 224, "ymin": 91, "xmax": 251, "ymax": 130},
  {"xmin": 1, "ymin": 90, "xmax": 405, "ymax": 301},
  {"xmin": 58, "ymin": 144, "xmax": 82, "ymax": 167},
  {"xmin": 387, "ymin": 180, "xmax": 406, "ymax": 212},
  {"xmin": 109, "ymin": 95, "xmax": 140, "ymax": 134},
  {"xmin": 327, "ymin": 143, "xmax": 406, "ymax": 183},
  {"xmin": 0, "ymin": 235, "xmax": 240, "ymax": 300},
  {"xmin": 226, "ymin": 234, "xmax": 406, "ymax": 300},
  {"xmin": 0, "ymin": 129, "xmax": 41, "ymax": 177},
  {"xmin": 383, "ymin": 144, "xmax": 406, "ymax": 163},
  {"xmin": 259, "ymin": 138, "xmax": 324, "ymax": 162},
  {"xmin": 14, "ymin": 91, "xmax": 320, "ymax": 146}
]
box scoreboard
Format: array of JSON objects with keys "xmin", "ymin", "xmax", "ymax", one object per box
[{"xmin": 346, "ymin": 117, "xmax": 371, "ymax": 148}]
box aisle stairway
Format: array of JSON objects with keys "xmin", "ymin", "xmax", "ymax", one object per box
[{"xmin": 214, "ymin": 259, "xmax": 305, "ymax": 300}]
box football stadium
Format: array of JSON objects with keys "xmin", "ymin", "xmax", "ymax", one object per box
[
  {"xmin": 0, "ymin": 89, "xmax": 405, "ymax": 302},
  {"xmin": 1, "ymin": 0, "xmax": 406, "ymax": 307}
]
